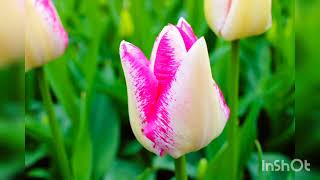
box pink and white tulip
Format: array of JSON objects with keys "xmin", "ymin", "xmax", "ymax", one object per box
[
  {"xmin": 119, "ymin": 18, "xmax": 230, "ymax": 158},
  {"xmin": 25, "ymin": 0, "xmax": 68, "ymax": 71},
  {"xmin": 204, "ymin": 0, "xmax": 272, "ymax": 40}
]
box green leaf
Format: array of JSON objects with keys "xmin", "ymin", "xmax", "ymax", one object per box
[
  {"xmin": 71, "ymin": 94, "xmax": 92, "ymax": 180},
  {"xmin": 184, "ymin": 0, "xmax": 207, "ymax": 35},
  {"xmin": 205, "ymin": 129, "xmax": 227, "ymax": 160},
  {"xmin": 296, "ymin": 170, "xmax": 320, "ymax": 180},
  {"xmin": 90, "ymin": 94, "xmax": 120, "ymax": 180},
  {"xmin": 122, "ymin": 140, "xmax": 143, "ymax": 156},
  {"xmin": 136, "ymin": 168, "xmax": 156, "ymax": 180},
  {"xmin": 26, "ymin": 168, "xmax": 50, "ymax": 179},
  {"xmin": 45, "ymin": 58, "xmax": 79, "ymax": 124},
  {"xmin": 104, "ymin": 160, "xmax": 144, "ymax": 180},
  {"xmin": 25, "ymin": 116, "xmax": 52, "ymax": 142},
  {"xmin": 205, "ymin": 143, "xmax": 231, "ymax": 180},
  {"xmin": 239, "ymin": 102, "xmax": 261, "ymax": 167},
  {"xmin": 25, "ymin": 145, "xmax": 47, "ymax": 168}
]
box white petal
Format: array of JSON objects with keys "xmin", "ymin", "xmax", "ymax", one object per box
[
  {"xmin": 204, "ymin": 0, "xmax": 232, "ymax": 36},
  {"xmin": 221, "ymin": 0, "xmax": 272, "ymax": 40},
  {"xmin": 149, "ymin": 24, "xmax": 186, "ymax": 73},
  {"xmin": 165, "ymin": 37, "xmax": 229, "ymax": 158}
]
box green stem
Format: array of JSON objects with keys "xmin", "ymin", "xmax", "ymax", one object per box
[
  {"xmin": 254, "ymin": 140, "xmax": 263, "ymax": 180},
  {"xmin": 37, "ymin": 68, "xmax": 72, "ymax": 180},
  {"xmin": 174, "ymin": 156, "xmax": 187, "ymax": 180},
  {"xmin": 229, "ymin": 40, "xmax": 240, "ymax": 180}
]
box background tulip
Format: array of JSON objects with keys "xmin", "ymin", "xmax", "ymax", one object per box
[
  {"xmin": 120, "ymin": 18, "xmax": 230, "ymax": 158},
  {"xmin": 25, "ymin": 0, "xmax": 68, "ymax": 71},
  {"xmin": 204, "ymin": 0, "xmax": 272, "ymax": 40},
  {"xmin": 0, "ymin": 0, "xmax": 25, "ymax": 67}
]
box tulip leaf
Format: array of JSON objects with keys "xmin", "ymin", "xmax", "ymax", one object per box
[
  {"xmin": 45, "ymin": 58, "xmax": 79, "ymax": 125},
  {"xmin": 136, "ymin": 168, "xmax": 156, "ymax": 180},
  {"xmin": 205, "ymin": 142, "xmax": 231, "ymax": 180},
  {"xmin": 90, "ymin": 93, "xmax": 120, "ymax": 180},
  {"xmin": 239, "ymin": 101, "xmax": 261, "ymax": 168},
  {"xmin": 26, "ymin": 168, "xmax": 50, "ymax": 179},
  {"xmin": 129, "ymin": 0, "xmax": 154, "ymax": 55},
  {"xmin": 25, "ymin": 145, "xmax": 47, "ymax": 169},
  {"xmin": 184, "ymin": 0, "xmax": 207, "ymax": 35},
  {"xmin": 205, "ymin": 129, "xmax": 227, "ymax": 160},
  {"xmin": 71, "ymin": 94, "xmax": 92, "ymax": 180},
  {"xmin": 104, "ymin": 160, "xmax": 144, "ymax": 180}
]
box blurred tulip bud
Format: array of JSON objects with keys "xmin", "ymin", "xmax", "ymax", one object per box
[
  {"xmin": 119, "ymin": 9, "xmax": 134, "ymax": 37},
  {"xmin": 119, "ymin": 18, "xmax": 230, "ymax": 158},
  {"xmin": 204, "ymin": 0, "xmax": 272, "ymax": 40},
  {"xmin": 0, "ymin": 0, "xmax": 25, "ymax": 67},
  {"xmin": 25, "ymin": 0, "xmax": 68, "ymax": 71}
]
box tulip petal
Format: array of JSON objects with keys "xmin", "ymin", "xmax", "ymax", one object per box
[
  {"xmin": 160, "ymin": 37, "xmax": 229, "ymax": 158},
  {"xmin": 25, "ymin": 0, "xmax": 68, "ymax": 71},
  {"xmin": 152, "ymin": 25, "xmax": 187, "ymax": 96},
  {"xmin": 220, "ymin": 0, "xmax": 272, "ymax": 40},
  {"xmin": 119, "ymin": 41, "xmax": 159, "ymax": 154},
  {"xmin": 204, "ymin": 0, "xmax": 232, "ymax": 36},
  {"xmin": 176, "ymin": 17, "xmax": 198, "ymax": 51},
  {"xmin": 144, "ymin": 25, "xmax": 189, "ymax": 156}
]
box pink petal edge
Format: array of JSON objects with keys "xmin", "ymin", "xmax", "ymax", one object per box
[
  {"xmin": 120, "ymin": 41, "xmax": 158, "ymax": 124},
  {"xmin": 213, "ymin": 83, "xmax": 230, "ymax": 119},
  {"xmin": 36, "ymin": 0, "xmax": 68, "ymax": 48},
  {"xmin": 176, "ymin": 17, "xmax": 198, "ymax": 51}
]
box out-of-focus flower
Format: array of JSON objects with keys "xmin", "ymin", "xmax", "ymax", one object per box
[
  {"xmin": 204, "ymin": 0, "xmax": 272, "ymax": 40},
  {"xmin": 119, "ymin": 18, "xmax": 230, "ymax": 158},
  {"xmin": 25, "ymin": 0, "xmax": 68, "ymax": 71},
  {"xmin": 0, "ymin": 0, "xmax": 25, "ymax": 67}
]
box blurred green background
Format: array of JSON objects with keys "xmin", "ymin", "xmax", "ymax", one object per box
[{"xmin": 0, "ymin": 0, "xmax": 300, "ymax": 179}]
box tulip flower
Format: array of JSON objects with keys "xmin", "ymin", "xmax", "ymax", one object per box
[
  {"xmin": 25, "ymin": 0, "xmax": 68, "ymax": 71},
  {"xmin": 204, "ymin": 0, "xmax": 272, "ymax": 40},
  {"xmin": 119, "ymin": 18, "xmax": 230, "ymax": 158},
  {"xmin": 0, "ymin": 0, "xmax": 25, "ymax": 67}
]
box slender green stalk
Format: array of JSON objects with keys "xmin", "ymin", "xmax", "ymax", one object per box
[
  {"xmin": 254, "ymin": 140, "xmax": 263, "ymax": 180},
  {"xmin": 37, "ymin": 68, "xmax": 72, "ymax": 180},
  {"xmin": 174, "ymin": 156, "xmax": 187, "ymax": 180},
  {"xmin": 229, "ymin": 40, "xmax": 240, "ymax": 180}
]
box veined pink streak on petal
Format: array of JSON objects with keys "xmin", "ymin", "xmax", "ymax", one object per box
[
  {"xmin": 144, "ymin": 24, "xmax": 188, "ymax": 155},
  {"xmin": 153, "ymin": 24, "xmax": 187, "ymax": 95},
  {"xmin": 213, "ymin": 83, "xmax": 230, "ymax": 119},
  {"xmin": 176, "ymin": 17, "xmax": 198, "ymax": 51},
  {"xmin": 120, "ymin": 41, "xmax": 158, "ymax": 125},
  {"xmin": 35, "ymin": 0, "xmax": 68, "ymax": 47}
]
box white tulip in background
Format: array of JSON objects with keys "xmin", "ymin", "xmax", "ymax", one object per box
[
  {"xmin": 120, "ymin": 18, "xmax": 230, "ymax": 158},
  {"xmin": 25, "ymin": 0, "xmax": 68, "ymax": 71},
  {"xmin": 204, "ymin": 0, "xmax": 272, "ymax": 40},
  {"xmin": 0, "ymin": 0, "xmax": 68, "ymax": 70},
  {"xmin": 0, "ymin": 0, "xmax": 25, "ymax": 67}
]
